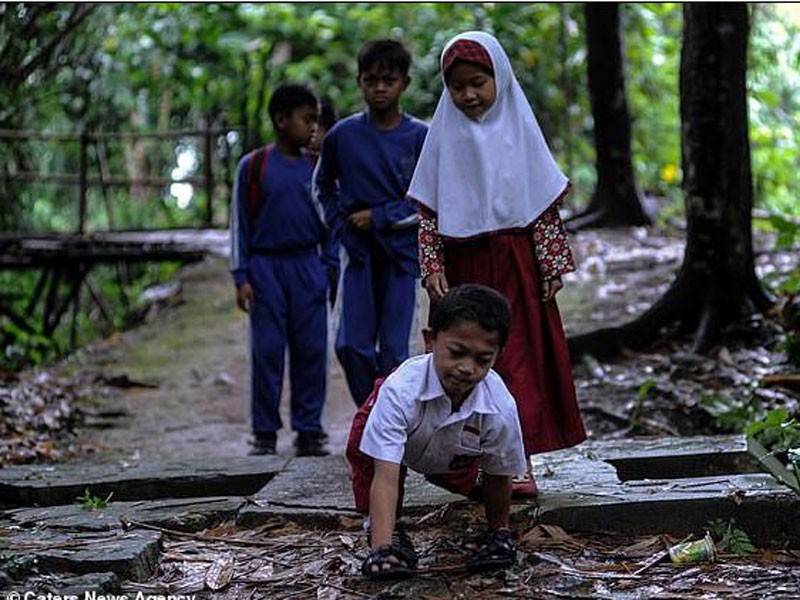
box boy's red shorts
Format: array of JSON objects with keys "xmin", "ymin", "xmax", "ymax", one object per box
[{"xmin": 346, "ymin": 377, "xmax": 481, "ymax": 513}]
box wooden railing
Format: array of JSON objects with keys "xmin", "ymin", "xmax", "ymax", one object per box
[{"xmin": 0, "ymin": 127, "xmax": 238, "ymax": 232}]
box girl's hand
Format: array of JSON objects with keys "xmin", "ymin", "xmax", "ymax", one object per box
[
  {"xmin": 424, "ymin": 272, "xmax": 449, "ymax": 303},
  {"xmin": 541, "ymin": 276, "xmax": 563, "ymax": 302}
]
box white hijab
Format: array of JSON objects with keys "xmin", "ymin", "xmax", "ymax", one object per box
[{"xmin": 407, "ymin": 31, "xmax": 569, "ymax": 239}]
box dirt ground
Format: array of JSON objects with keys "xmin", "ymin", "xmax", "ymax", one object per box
[{"xmin": 49, "ymin": 251, "xmax": 429, "ymax": 462}]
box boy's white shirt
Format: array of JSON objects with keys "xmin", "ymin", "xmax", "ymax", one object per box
[
  {"xmin": 407, "ymin": 30, "xmax": 569, "ymax": 239},
  {"xmin": 359, "ymin": 354, "xmax": 528, "ymax": 476}
]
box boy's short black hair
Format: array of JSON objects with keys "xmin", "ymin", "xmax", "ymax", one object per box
[
  {"xmin": 319, "ymin": 96, "xmax": 338, "ymax": 131},
  {"xmin": 268, "ymin": 84, "xmax": 318, "ymax": 129},
  {"xmin": 358, "ymin": 39, "xmax": 411, "ymax": 76},
  {"xmin": 430, "ymin": 284, "xmax": 511, "ymax": 348}
]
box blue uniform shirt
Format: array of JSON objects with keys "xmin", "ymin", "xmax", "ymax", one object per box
[
  {"xmin": 313, "ymin": 112, "xmax": 428, "ymax": 274},
  {"xmin": 230, "ymin": 146, "xmax": 337, "ymax": 286}
]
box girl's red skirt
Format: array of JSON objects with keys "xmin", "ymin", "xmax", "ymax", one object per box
[{"xmin": 443, "ymin": 230, "xmax": 586, "ymax": 455}]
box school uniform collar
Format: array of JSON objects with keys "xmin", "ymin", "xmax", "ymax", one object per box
[{"xmin": 419, "ymin": 354, "xmax": 499, "ymax": 415}]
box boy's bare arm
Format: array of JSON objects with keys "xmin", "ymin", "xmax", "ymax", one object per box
[
  {"xmin": 483, "ymin": 473, "xmax": 511, "ymax": 530},
  {"xmin": 369, "ymin": 459, "xmax": 401, "ymax": 547}
]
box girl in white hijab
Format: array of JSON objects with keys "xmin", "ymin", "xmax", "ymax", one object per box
[{"xmin": 408, "ymin": 31, "xmax": 586, "ymax": 497}]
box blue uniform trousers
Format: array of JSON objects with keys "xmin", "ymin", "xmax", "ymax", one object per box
[
  {"xmin": 336, "ymin": 239, "xmax": 416, "ymax": 406},
  {"xmin": 248, "ymin": 250, "xmax": 327, "ymax": 433}
]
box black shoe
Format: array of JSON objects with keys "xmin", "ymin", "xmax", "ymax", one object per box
[
  {"xmin": 249, "ymin": 432, "xmax": 277, "ymax": 455},
  {"xmin": 467, "ymin": 528, "xmax": 516, "ymax": 573},
  {"xmin": 295, "ymin": 431, "xmax": 329, "ymax": 457}
]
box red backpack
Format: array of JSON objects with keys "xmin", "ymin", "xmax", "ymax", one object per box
[
  {"xmin": 245, "ymin": 145, "xmax": 318, "ymax": 220},
  {"xmin": 246, "ymin": 145, "xmax": 272, "ymax": 220}
]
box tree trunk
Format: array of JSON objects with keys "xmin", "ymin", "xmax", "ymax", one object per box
[
  {"xmin": 567, "ymin": 3, "xmax": 650, "ymax": 231},
  {"xmin": 569, "ymin": 3, "xmax": 772, "ymax": 358}
]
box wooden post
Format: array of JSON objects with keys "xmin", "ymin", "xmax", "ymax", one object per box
[
  {"xmin": 204, "ymin": 127, "xmax": 214, "ymax": 227},
  {"xmin": 78, "ymin": 130, "xmax": 89, "ymax": 234}
]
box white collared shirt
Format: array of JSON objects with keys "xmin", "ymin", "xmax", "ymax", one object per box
[{"xmin": 359, "ymin": 354, "xmax": 528, "ymax": 475}]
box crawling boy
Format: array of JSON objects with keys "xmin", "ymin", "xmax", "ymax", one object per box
[{"xmin": 346, "ymin": 284, "xmax": 527, "ymax": 579}]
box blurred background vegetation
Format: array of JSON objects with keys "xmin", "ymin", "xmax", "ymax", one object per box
[{"xmin": 2, "ymin": 2, "xmax": 800, "ymax": 233}]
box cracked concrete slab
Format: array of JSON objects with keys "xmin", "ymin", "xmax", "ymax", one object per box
[
  {"xmin": 0, "ymin": 455, "xmax": 287, "ymax": 507},
  {"xmin": 522, "ymin": 437, "xmax": 800, "ymax": 543},
  {"xmin": 550, "ymin": 434, "xmax": 758, "ymax": 481},
  {"xmin": 529, "ymin": 453, "xmax": 800, "ymax": 544},
  {"xmin": 238, "ymin": 455, "xmax": 465, "ymax": 528},
  {"xmin": 0, "ymin": 529, "xmax": 161, "ymax": 581},
  {"xmin": 2, "ymin": 496, "xmax": 245, "ymax": 533}
]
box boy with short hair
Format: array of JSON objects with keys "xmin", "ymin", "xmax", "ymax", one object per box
[
  {"xmin": 230, "ymin": 84, "xmax": 337, "ymax": 457},
  {"xmin": 346, "ymin": 284, "xmax": 527, "ymax": 579},
  {"xmin": 313, "ymin": 39, "xmax": 428, "ymax": 407}
]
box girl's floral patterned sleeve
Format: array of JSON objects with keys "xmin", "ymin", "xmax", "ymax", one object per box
[
  {"xmin": 532, "ymin": 203, "xmax": 576, "ymax": 280},
  {"xmin": 418, "ymin": 209, "xmax": 445, "ymax": 280}
]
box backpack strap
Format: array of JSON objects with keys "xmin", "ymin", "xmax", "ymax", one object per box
[{"xmin": 246, "ymin": 145, "xmax": 272, "ymax": 220}]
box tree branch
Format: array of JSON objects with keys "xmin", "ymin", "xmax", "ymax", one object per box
[{"xmin": 13, "ymin": 4, "xmax": 95, "ymax": 89}]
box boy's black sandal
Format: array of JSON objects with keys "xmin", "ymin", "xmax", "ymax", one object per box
[
  {"xmin": 467, "ymin": 528, "xmax": 516, "ymax": 573},
  {"xmin": 361, "ymin": 543, "xmax": 417, "ymax": 580},
  {"xmin": 391, "ymin": 523, "xmax": 418, "ymax": 568}
]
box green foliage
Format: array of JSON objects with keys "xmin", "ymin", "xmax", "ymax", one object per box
[
  {"xmin": 748, "ymin": 4, "xmax": 800, "ymax": 216},
  {"xmin": 625, "ymin": 3, "xmax": 683, "ymax": 197},
  {"xmin": 706, "ymin": 519, "xmax": 757, "ymax": 556},
  {"xmin": 780, "ymin": 334, "xmax": 800, "ymax": 366},
  {"xmin": 763, "ymin": 213, "xmax": 800, "ymax": 250},
  {"xmin": 5, "ymin": 2, "xmax": 800, "ymax": 232},
  {"xmin": 637, "ymin": 378, "xmax": 656, "ymax": 401},
  {"xmin": 745, "ymin": 408, "xmax": 800, "ymax": 454},
  {"xmin": 629, "ymin": 378, "xmax": 657, "ymax": 428},
  {"xmin": 76, "ymin": 488, "xmax": 113, "ymax": 510},
  {"xmin": 0, "ymin": 261, "xmax": 183, "ymax": 372},
  {"xmin": 699, "ymin": 391, "xmax": 762, "ymax": 433}
]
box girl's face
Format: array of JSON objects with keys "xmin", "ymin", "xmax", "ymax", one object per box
[{"xmin": 446, "ymin": 61, "xmax": 496, "ymax": 120}]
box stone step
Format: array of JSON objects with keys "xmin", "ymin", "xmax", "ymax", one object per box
[
  {"xmin": 0, "ymin": 529, "xmax": 161, "ymax": 581},
  {"xmin": 238, "ymin": 455, "xmax": 464, "ymax": 529},
  {"xmin": 540, "ymin": 434, "xmax": 758, "ymax": 481},
  {"xmin": 2, "ymin": 496, "xmax": 245, "ymax": 533},
  {"xmin": 532, "ymin": 473, "xmax": 800, "ymax": 544},
  {"xmin": 0, "ymin": 496, "xmax": 252, "ymax": 584},
  {"xmin": 0, "ymin": 455, "xmax": 287, "ymax": 507}
]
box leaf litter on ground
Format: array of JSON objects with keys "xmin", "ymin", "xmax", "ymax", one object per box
[{"xmin": 110, "ymin": 505, "xmax": 800, "ymax": 600}]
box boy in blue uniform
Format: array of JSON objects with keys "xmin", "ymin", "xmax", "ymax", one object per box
[
  {"xmin": 314, "ymin": 40, "xmax": 428, "ymax": 406},
  {"xmin": 230, "ymin": 84, "xmax": 337, "ymax": 456}
]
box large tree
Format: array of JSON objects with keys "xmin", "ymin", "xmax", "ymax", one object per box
[
  {"xmin": 567, "ymin": 3, "xmax": 650, "ymax": 231},
  {"xmin": 570, "ymin": 3, "xmax": 772, "ymax": 357}
]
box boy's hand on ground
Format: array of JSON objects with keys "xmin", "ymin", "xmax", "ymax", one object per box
[
  {"xmin": 236, "ymin": 282, "xmax": 255, "ymax": 313},
  {"xmin": 348, "ymin": 209, "xmax": 372, "ymax": 231},
  {"xmin": 541, "ymin": 276, "xmax": 563, "ymax": 302},
  {"xmin": 424, "ymin": 272, "xmax": 449, "ymax": 304}
]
